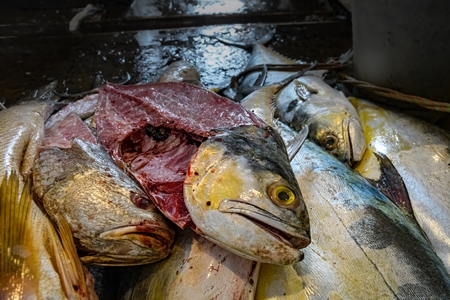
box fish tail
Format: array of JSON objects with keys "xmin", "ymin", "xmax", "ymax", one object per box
[{"xmin": 0, "ymin": 172, "xmax": 39, "ymax": 298}]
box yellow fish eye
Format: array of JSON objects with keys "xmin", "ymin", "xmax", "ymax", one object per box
[
  {"xmin": 322, "ymin": 135, "xmax": 338, "ymax": 150},
  {"xmin": 268, "ymin": 184, "xmax": 297, "ymax": 207}
]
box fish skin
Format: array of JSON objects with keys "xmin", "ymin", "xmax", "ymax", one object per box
[
  {"xmin": 94, "ymin": 81, "xmax": 266, "ymax": 229},
  {"xmin": 157, "ymin": 60, "xmax": 203, "ymax": 87},
  {"xmin": 184, "ymin": 125, "xmax": 310, "ymax": 265},
  {"xmin": 33, "ymin": 138, "xmax": 175, "ymax": 266},
  {"xmin": 254, "ymin": 124, "xmax": 450, "ymax": 299},
  {"xmin": 234, "ymin": 42, "xmax": 366, "ymax": 165},
  {"xmin": 351, "ymin": 97, "xmax": 450, "ymax": 274},
  {"xmin": 0, "ymin": 173, "xmax": 97, "ymax": 299},
  {"xmin": 242, "ymin": 88, "xmax": 450, "ymax": 299},
  {"xmin": 0, "ymin": 101, "xmax": 54, "ymax": 185},
  {"xmin": 116, "ymin": 227, "xmax": 259, "ymax": 300},
  {"xmin": 274, "ymin": 74, "xmax": 366, "ymax": 166}
]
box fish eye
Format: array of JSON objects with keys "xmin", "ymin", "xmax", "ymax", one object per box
[
  {"xmin": 268, "ymin": 184, "xmax": 297, "ymax": 208},
  {"xmin": 322, "ymin": 135, "xmax": 338, "ymax": 150}
]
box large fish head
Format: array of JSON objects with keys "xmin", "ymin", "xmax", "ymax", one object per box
[
  {"xmin": 76, "ymin": 189, "xmax": 176, "ymax": 266},
  {"xmin": 308, "ymin": 111, "xmax": 366, "ymax": 166},
  {"xmin": 184, "ymin": 125, "xmax": 310, "ymax": 265},
  {"xmin": 34, "ymin": 140, "xmax": 175, "ymax": 266},
  {"xmin": 275, "ymin": 76, "xmax": 366, "ymax": 166}
]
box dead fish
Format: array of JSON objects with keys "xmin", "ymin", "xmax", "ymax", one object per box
[
  {"xmin": 116, "ymin": 227, "xmax": 259, "ymax": 300},
  {"xmin": 157, "ymin": 60, "xmax": 203, "ymax": 86},
  {"xmin": 100, "ymin": 60, "xmax": 260, "ymax": 300},
  {"xmin": 184, "ymin": 125, "xmax": 310, "ymax": 264},
  {"xmin": 0, "ymin": 101, "xmax": 54, "ymax": 186},
  {"xmin": 274, "ymin": 74, "xmax": 366, "ymax": 166},
  {"xmin": 351, "ymin": 97, "xmax": 450, "ymax": 274},
  {"xmin": 242, "ymin": 87, "xmax": 450, "ymax": 299},
  {"xmin": 95, "ymin": 81, "xmax": 310, "ymax": 264},
  {"xmin": 0, "ymin": 172, "xmax": 97, "ymax": 299},
  {"xmin": 220, "ymin": 40, "xmax": 365, "ymax": 165},
  {"xmin": 35, "ymin": 95, "xmax": 176, "ymax": 266},
  {"xmin": 33, "ymin": 136, "xmax": 175, "ymax": 266}
]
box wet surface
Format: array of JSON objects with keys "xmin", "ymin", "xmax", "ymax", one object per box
[{"xmin": 0, "ymin": 0, "xmax": 352, "ymax": 106}]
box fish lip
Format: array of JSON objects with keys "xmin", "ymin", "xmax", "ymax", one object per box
[
  {"xmin": 218, "ymin": 199, "xmax": 310, "ymax": 249},
  {"xmin": 99, "ymin": 223, "xmax": 174, "ymax": 248},
  {"xmin": 346, "ymin": 118, "xmax": 366, "ymax": 166}
]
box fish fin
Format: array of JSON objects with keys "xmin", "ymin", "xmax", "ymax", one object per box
[
  {"xmin": 0, "ymin": 102, "xmax": 6, "ymax": 110},
  {"xmin": 51, "ymin": 215, "xmax": 90, "ymax": 299},
  {"xmin": 213, "ymin": 28, "xmax": 275, "ymax": 49},
  {"xmin": 367, "ymin": 151, "xmax": 413, "ymax": 214},
  {"xmin": 286, "ymin": 125, "xmax": 309, "ymax": 161},
  {"xmin": 0, "ymin": 172, "xmax": 38, "ymax": 297},
  {"xmin": 253, "ymin": 64, "xmax": 268, "ymax": 87},
  {"xmin": 278, "ymin": 61, "xmax": 318, "ymax": 91}
]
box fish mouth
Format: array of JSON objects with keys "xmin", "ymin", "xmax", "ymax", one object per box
[
  {"xmin": 99, "ymin": 223, "xmax": 174, "ymax": 249},
  {"xmin": 346, "ymin": 118, "xmax": 366, "ymax": 166},
  {"xmin": 219, "ymin": 199, "xmax": 310, "ymax": 249}
]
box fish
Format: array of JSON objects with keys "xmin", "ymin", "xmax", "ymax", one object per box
[
  {"xmin": 274, "ymin": 74, "xmax": 366, "ymax": 165},
  {"xmin": 0, "ymin": 172, "xmax": 97, "ymax": 299},
  {"xmin": 241, "ymin": 86, "xmax": 450, "ymax": 299},
  {"xmin": 33, "ymin": 110, "xmax": 175, "ymax": 266},
  {"xmin": 350, "ymin": 97, "xmax": 450, "ymax": 274},
  {"xmin": 184, "ymin": 125, "xmax": 310, "ymax": 264},
  {"xmin": 220, "ymin": 39, "xmax": 366, "ymax": 165},
  {"xmin": 115, "ymin": 227, "xmax": 260, "ymax": 300},
  {"xmin": 0, "ymin": 101, "xmax": 54, "ymax": 187},
  {"xmin": 94, "ymin": 81, "xmax": 310, "ymax": 264},
  {"xmin": 157, "ymin": 60, "xmax": 203, "ymax": 87},
  {"xmin": 92, "ymin": 60, "xmax": 262, "ymax": 300}
]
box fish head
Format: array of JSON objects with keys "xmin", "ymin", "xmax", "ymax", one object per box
[
  {"xmin": 308, "ymin": 110, "xmax": 366, "ymax": 166},
  {"xmin": 184, "ymin": 125, "xmax": 310, "ymax": 265},
  {"xmin": 76, "ymin": 193, "xmax": 176, "ymax": 266},
  {"xmin": 34, "ymin": 140, "xmax": 175, "ymax": 266}
]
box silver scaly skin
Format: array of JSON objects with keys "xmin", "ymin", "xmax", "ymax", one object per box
[
  {"xmin": 231, "ymin": 42, "xmax": 366, "ymax": 166},
  {"xmin": 116, "ymin": 227, "xmax": 259, "ymax": 300},
  {"xmin": 241, "ymin": 86, "xmax": 450, "ymax": 299},
  {"xmin": 352, "ymin": 97, "xmax": 450, "ymax": 274},
  {"xmin": 274, "ymin": 75, "xmax": 366, "ymax": 166}
]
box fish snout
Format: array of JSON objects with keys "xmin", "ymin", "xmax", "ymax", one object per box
[
  {"xmin": 346, "ymin": 118, "xmax": 367, "ymax": 166},
  {"xmin": 100, "ymin": 222, "xmax": 175, "ymax": 252}
]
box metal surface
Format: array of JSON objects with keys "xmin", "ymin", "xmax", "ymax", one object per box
[{"xmin": 0, "ymin": 0, "xmax": 352, "ymax": 106}]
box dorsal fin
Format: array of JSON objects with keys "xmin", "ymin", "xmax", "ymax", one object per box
[{"xmin": 286, "ymin": 125, "xmax": 309, "ymax": 161}]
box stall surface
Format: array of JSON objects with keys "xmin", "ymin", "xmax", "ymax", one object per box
[{"xmin": 0, "ymin": 0, "xmax": 352, "ymax": 106}]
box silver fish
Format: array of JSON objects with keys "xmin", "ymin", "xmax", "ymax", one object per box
[
  {"xmin": 241, "ymin": 86, "xmax": 450, "ymax": 299},
  {"xmin": 0, "ymin": 101, "xmax": 54, "ymax": 187},
  {"xmin": 227, "ymin": 42, "xmax": 366, "ymax": 165},
  {"xmin": 157, "ymin": 60, "xmax": 203, "ymax": 86},
  {"xmin": 0, "ymin": 172, "xmax": 97, "ymax": 299},
  {"xmin": 274, "ymin": 74, "xmax": 366, "ymax": 165},
  {"xmin": 184, "ymin": 124, "xmax": 310, "ymax": 265},
  {"xmin": 33, "ymin": 138, "xmax": 175, "ymax": 266},
  {"xmin": 95, "ymin": 81, "xmax": 310, "ymax": 264},
  {"xmin": 351, "ymin": 97, "xmax": 450, "ymax": 274},
  {"xmin": 116, "ymin": 227, "xmax": 259, "ymax": 300},
  {"xmin": 108, "ymin": 60, "xmax": 261, "ymax": 300}
]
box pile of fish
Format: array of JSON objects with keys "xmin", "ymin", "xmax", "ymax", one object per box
[{"xmin": 1, "ymin": 39, "xmax": 450, "ymax": 299}]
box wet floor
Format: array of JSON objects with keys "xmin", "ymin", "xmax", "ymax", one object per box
[{"xmin": 0, "ymin": 0, "xmax": 352, "ymax": 106}]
